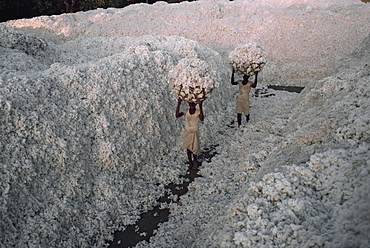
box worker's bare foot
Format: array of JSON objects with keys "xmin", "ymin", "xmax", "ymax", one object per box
[
  {"xmin": 188, "ymin": 161, "xmax": 193, "ymax": 170},
  {"xmin": 192, "ymin": 161, "xmax": 198, "ymax": 170}
]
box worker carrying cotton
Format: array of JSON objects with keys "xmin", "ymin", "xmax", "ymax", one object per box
[
  {"xmin": 228, "ymin": 43, "xmax": 266, "ymax": 126},
  {"xmin": 169, "ymin": 58, "xmax": 219, "ymax": 169}
]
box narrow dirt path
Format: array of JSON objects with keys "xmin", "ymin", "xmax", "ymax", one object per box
[{"xmin": 108, "ymin": 146, "xmax": 218, "ymax": 248}]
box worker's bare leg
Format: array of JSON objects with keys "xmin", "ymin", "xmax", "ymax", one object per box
[
  {"xmin": 237, "ymin": 113, "xmax": 242, "ymax": 127},
  {"xmin": 187, "ymin": 149, "xmax": 193, "ymax": 169},
  {"xmin": 192, "ymin": 154, "xmax": 198, "ymax": 170}
]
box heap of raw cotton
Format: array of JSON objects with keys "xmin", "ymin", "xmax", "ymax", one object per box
[
  {"xmin": 168, "ymin": 58, "xmax": 219, "ymax": 103},
  {"xmin": 228, "ymin": 43, "xmax": 267, "ymax": 76}
]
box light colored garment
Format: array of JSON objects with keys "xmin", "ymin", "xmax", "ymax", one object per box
[
  {"xmin": 236, "ymin": 80, "xmax": 253, "ymax": 115},
  {"xmin": 182, "ymin": 109, "xmax": 201, "ymax": 155}
]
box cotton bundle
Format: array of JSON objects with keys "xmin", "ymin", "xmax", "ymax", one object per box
[
  {"xmin": 228, "ymin": 43, "xmax": 267, "ymax": 76},
  {"xmin": 168, "ymin": 58, "xmax": 219, "ymax": 103}
]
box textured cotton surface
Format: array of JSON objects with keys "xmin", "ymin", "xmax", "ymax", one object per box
[
  {"xmin": 168, "ymin": 58, "xmax": 220, "ymax": 102},
  {"xmin": 1, "ymin": 0, "xmax": 369, "ymax": 247},
  {"xmin": 228, "ymin": 43, "xmax": 267, "ymax": 76}
]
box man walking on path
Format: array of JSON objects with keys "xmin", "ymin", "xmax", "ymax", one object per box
[
  {"xmin": 231, "ymin": 68, "xmax": 258, "ymax": 127},
  {"xmin": 175, "ymin": 98, "xmax": 204, "ymax": 170}
]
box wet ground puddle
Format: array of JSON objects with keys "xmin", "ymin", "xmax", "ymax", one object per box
[
  {"xmin": 255, "ymin": 85, "xmax": 304, "ymax": 97},
  {"xmin": 107, "ymin": 145, "xmax": 219, "ymax": 248}
]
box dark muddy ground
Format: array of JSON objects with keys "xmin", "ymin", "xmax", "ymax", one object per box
[{"xmin": 107, "ymin": 146, "xmax": 218, "ymax": 248}]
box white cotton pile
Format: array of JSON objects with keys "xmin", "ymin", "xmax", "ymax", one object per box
[
  {"xmin": 0, "ymin": 22, "xmax": 232, "ymax": 247},
  {"xmin": 6, "ymin": 1, "xmax": 370, "ymax": 86},
  {"xmin": 2, "ymin": 1, "xmax": 370, "ymax": 248},
  {"xmin": 168, "ymin": 58, "xmax": 220, "ymax": 103},
  {"xmin": 228, "ymin": 43, "xmax": 267, "ymax": 76}
]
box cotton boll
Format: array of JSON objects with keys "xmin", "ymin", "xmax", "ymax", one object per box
[
  {"xmin": 168, "ymin": 58, "xmax": 219, "ymax": 103},
  {"xmin": 174, "ymin": 44, "xmax": 198, "ymax": 58},
  {"xmin": 233, "ymin": 232, "xmax": 248, "ymax": 246},
  {"xmin": 257, "ymin": 172, "xmax": 294, "ymax": 201},
  {"xmin": 124, "ymin": 42, "xmax": 156, "ymax": 55},
  {"xmin": 246, "ymin": 203, "xmax": 261, "ymax": 217},
  {"xmin": 229, "ymin": 43, "xmax": 267, "ymax": 76}
]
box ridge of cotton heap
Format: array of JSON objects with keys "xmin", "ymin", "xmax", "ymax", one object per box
[
  {"xmin": 168, "ymin": 58, "xmax": 220, "ymax": 103},
  {"xmin": 228, "ymin": 43, "xmax": 267, "ymax": 76}
]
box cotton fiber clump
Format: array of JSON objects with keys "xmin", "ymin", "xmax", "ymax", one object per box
[
  {"xmin": 168, "ymin": 58, "xmax": 219, "ymax": 103},
  {"xmin": 228, "ymin": 43, "xmax": 267, "ymax": 76}
]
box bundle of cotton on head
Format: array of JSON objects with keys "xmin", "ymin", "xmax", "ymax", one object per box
[
  {"xmin": 229, "ymin": 43, "xmax": 267, "ymax": 76},
  {"xmin": 168, "ymin": 58, "xmax": 219, "ymax": 103}
]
